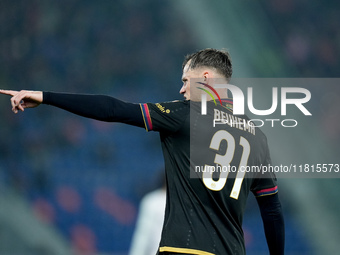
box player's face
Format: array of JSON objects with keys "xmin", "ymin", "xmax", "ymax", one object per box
[{"xmin": 180, "ymin": 61, "xmax": 205, "ymax": 100}]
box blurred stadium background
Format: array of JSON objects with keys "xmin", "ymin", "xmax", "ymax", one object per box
[{"xmin": 0, "ymin": 0, "xmax": 339, "ymax": 254}]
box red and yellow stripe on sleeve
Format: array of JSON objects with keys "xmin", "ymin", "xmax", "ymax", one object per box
[
  {"xmin": 140, "ymin": 103, "xmax": 153, "ymax": 131},
  {"xmin": 255, "ymin": 186, "xmax": 278, "ymax": 197}
]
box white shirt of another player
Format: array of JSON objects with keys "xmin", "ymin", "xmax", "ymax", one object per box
[{"xmin": 129, "ymin": 188, "xmax": 166, "ymax": 255}]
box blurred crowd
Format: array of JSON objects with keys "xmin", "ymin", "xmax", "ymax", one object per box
[
  {"xmin": 261, "ymin": 0, "xmax": 340, "ymax": 147},
  {"xmin": 261, "ymin": 0, "xmax": 340, "ymax": 77},
  {"xmin": 0, "ymin": 0, "xmax": 196, "ymax": 254}
]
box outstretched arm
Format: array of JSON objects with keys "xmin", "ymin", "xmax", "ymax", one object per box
[
  {"xmin": 0, "ymin": 89, "xmax": 145, "ymax": 127},
  {"xmin": 256, "ymin": 193, "xmax": 285, "ymax": 255}
]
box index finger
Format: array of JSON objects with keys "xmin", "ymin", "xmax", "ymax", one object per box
[{"xmin": 0, "ymin": 89, "xmax": 18, "ymax": 96}]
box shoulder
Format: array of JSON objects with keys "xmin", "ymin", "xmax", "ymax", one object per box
[
  {"xmin": 147, "ymin": 100, "xmax": 190, "ymax": 116},
  {"xmin": 152, "ymin": 100, "xmax": 189, "ymax": 110},
  {"xmin": 140, "ymin": 100, "xmax": 189, "ymax": 132}
]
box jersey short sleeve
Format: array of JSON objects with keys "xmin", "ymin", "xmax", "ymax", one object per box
[
  {"xmin": 140, "ymin": 100, "xmax": 189, "ymax": 132},
  {"xmin": 251, "ymin": 136, "xmax": 278, "ymax": 198}
]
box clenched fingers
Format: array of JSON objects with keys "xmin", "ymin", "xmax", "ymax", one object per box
[{"xmin": 10, "ymin": 90, "xmax": 30, "ymax": 113}]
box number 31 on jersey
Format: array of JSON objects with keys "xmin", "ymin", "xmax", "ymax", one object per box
[{"xmin": 202, "ymin": 130, "xmax": 250, "ymax": 200}]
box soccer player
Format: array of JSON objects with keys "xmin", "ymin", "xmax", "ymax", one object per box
[{"xmin": 1, "ymin": 49, "xmax": 284, "ymax": 255}]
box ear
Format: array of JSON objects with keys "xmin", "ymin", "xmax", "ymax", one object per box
[
  {"xmin": 203, "ymin": 70, "xmax": 214, "ymax": 81},
  {"xmin": 203, "ymin": 71, "xmax": 212, "ymax": 81}
]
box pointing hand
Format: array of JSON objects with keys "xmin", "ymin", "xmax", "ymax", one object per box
[{"xmin": 0, "ymin": 89, "xmax": 43, "ymax": 113}]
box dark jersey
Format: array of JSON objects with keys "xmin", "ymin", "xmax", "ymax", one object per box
[
  {"xmin": 42, "ymin": 92, "xmax": 281, "ymax": 255},
  {"xmin": 140, "ymin": 100, "xmax": 277, "ymax": 255}
]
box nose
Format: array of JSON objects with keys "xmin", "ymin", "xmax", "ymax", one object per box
[{"xmin": 179, "ymin": 84, "xmax": 186, "ymax": 94}]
